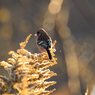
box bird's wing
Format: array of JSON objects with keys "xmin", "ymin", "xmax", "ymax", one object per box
[{"xmin": 37, "ymin": 41, "xmax": 48, "ymax": 49}]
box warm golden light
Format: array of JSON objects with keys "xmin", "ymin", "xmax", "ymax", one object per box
[
  {"xmin": 48, "ymin": 2, "xmax": 61, "ymax": 15},
  {"xmin": 0, "ymin": 9, "xmax": 11, "ymax": 23},
  {"xmin": 43, "ymin": 14, "xmax": 55, "ymax": 31},
  {"xmin": 63, "ymin": 37, "xmax": 81, "ymax": 94},
  {"xmin": 43, "ymin": 0, "xmax": 63, "ymax": 31},
  {"xmin": 59, "ymin": 26, "xmax": 71, "ymax": 39},
  {"xmin": 48, "ymin": 0, "xmax": 63, "ymax": 15}
]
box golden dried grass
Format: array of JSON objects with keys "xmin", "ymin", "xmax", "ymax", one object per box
[{"xmin": 0, "ymin": 34, "xmax": 57, "ymax": 95}]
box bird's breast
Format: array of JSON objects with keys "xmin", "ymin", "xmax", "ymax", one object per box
[{"xmin": 37, "ymin": 45, "xmax": 47, "ymax": 52}]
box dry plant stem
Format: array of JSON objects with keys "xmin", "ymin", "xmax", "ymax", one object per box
[{"xmin": 0, "ymin": 34, "xmax": 57, "ymax": 95}]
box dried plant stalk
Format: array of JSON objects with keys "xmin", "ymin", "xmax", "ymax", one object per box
[{"xmin": 0, "ymin": 34, "xmax": 57, "ymax": 95}]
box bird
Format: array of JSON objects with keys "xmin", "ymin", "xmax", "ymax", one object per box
[{"xmin": 36, "ymin": 28, "xmax": 52, "ymax": 60}]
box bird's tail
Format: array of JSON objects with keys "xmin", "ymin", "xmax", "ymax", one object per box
[{"xmin": 47, "ymin": 49, "xmax": 52, "ymax": 60}]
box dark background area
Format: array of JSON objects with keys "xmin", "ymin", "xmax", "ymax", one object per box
[{"xmin": 0, "ymin": 0, "xmax": 95, "ymax": 95}]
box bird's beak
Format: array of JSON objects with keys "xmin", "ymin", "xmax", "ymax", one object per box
[{"xmin": 34, "ymin": 34, "xmax": 37, "ymax": 36}]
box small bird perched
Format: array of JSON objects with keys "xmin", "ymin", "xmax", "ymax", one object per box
[{"xmin": 36, "ymin": 28, "xmax": 52, "ymax": 60}]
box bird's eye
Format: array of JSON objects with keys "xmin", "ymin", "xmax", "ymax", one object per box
[
  {"xmin": 37, "ymin": 31, "xmax": 39, "ymax": 34},
  {"xmin": 37, "ymin": 31, "xmax": 42, "ymax": 36}
]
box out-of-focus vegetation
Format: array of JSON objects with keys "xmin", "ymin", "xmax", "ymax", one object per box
[{"xmin": 0, "ymin": 0, "xmax": 95, "ymax": 95}]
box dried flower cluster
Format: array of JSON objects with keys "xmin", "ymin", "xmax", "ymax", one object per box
[{"xmin": 0, "ymin": 34, "xmax": 57, "ymax": 95}]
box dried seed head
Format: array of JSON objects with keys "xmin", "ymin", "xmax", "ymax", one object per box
[{"xmin": 0, "ymin": 34, "xmax": 57, "ymax": 95}]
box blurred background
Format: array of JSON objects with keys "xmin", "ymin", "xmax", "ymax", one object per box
[{"xmin": 0, "ymin": 0, "xmax": 95, "ymax": 95}]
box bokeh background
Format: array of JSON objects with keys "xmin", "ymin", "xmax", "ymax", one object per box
[{"xmin": 0, "ymin": 0, "xmax": 95, "ymax": 95}]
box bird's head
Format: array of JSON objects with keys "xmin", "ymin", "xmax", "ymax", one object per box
[{"xmin": 36, "ymin": 28, "xmax": 46, "ymax": 37}]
